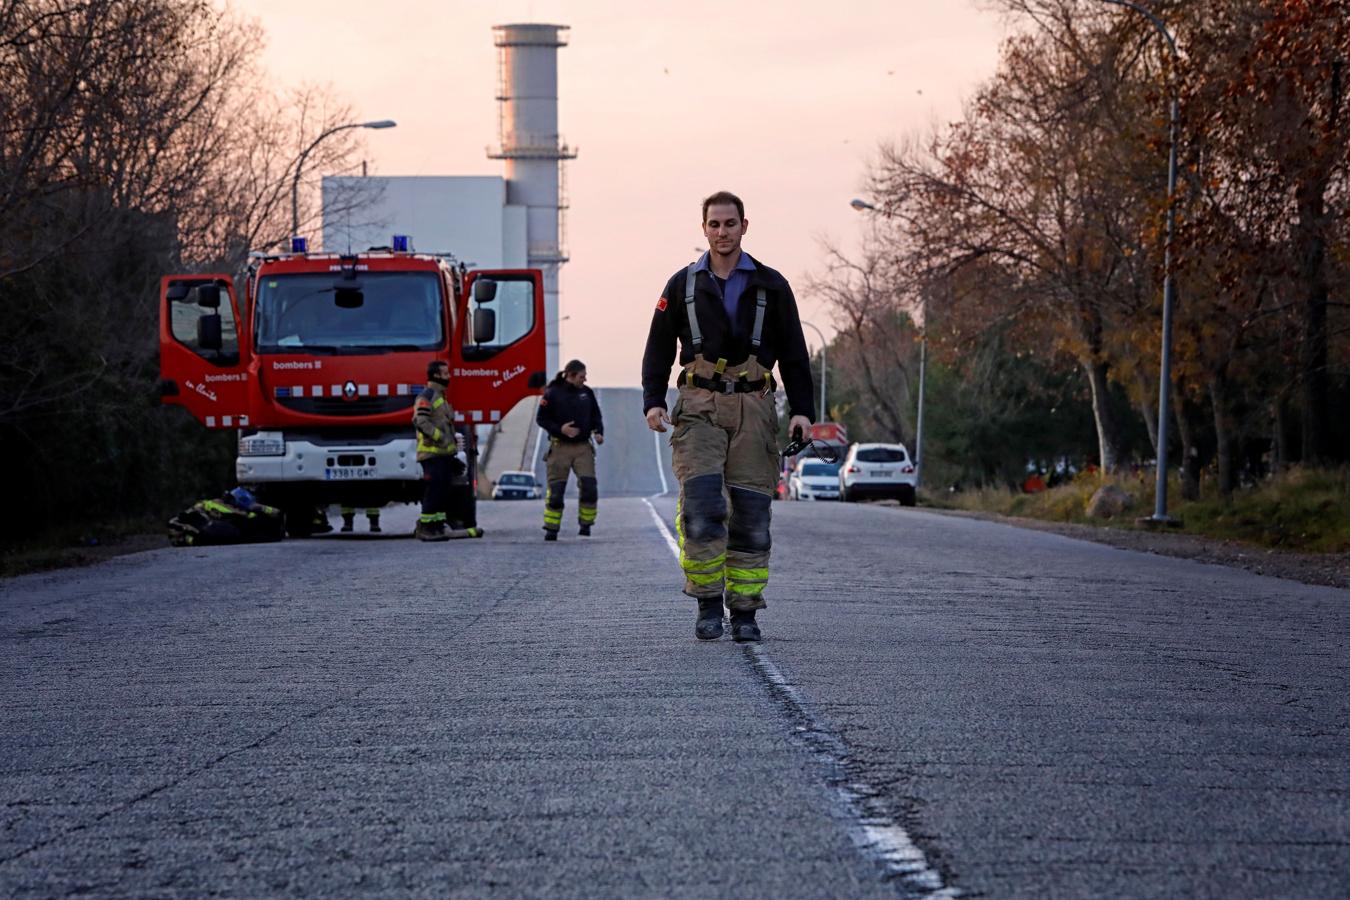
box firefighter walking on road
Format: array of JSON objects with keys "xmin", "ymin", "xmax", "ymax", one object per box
[
  {"xmin": 413, "ymin": 360, "xmax": 480, "ymax": 541},
  {"xmin": 642, "ymin": 191, "xmax": 814, "ymax": 642},
  {"xmin": 536, "ymin": 359, "xmax": 604, "ymax": 541}
]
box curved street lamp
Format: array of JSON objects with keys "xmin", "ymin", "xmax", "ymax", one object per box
[
  {"xmin": 1099, "ymin": 0, "xmax": 1180, "ymax": 524},
  {"xmin": 290, "ymin": 119, "xmax": 397, "ymax": 239},
  {"xmin": 850, "ymin": 197, "xmax": 926, "ymax": 486}
]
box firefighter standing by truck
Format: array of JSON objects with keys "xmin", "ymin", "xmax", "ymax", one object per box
[
  {"xmin": 536, "ymin": 359, "xmax": 604, "ymax": 540},
  {"xmin": 413, "ymin": 360, "xmax": 481, "ymax": 541},
  {"xmin": 340, "ymin": 506, "xmax": 381, "ymax": 533},
  {"xmin": 642, "ymin": 191, "xmax": 814, "ymax": 642}
]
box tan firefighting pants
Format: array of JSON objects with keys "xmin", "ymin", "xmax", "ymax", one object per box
[
  {"xmin": 543, "ymin": 439, "xmax": 598, "ymax": 532},
  {"xmin": 670, "ymin": 356, "xmax": 780, "ymax": 611}
]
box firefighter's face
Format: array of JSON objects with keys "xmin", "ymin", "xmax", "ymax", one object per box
[{"xmin": 703, "ymin": 204, "xmax": 747, "ymax": 258}]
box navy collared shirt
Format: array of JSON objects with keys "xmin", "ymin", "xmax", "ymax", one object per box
[{"xmin": 694, "ymin": 250, "xmax": 757, "ymax": 336}]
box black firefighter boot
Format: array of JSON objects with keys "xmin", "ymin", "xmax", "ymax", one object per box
[
  {"xmin": 695, "ymin": 598, "xmax": 724, "ymax": 641},
  {"xmin": 729, "ymin": 609, "xmax": 762, "ymax": 643},
  {"xmin": 340, "ymin": 512, "xmax": 355, "ymax": 533}
]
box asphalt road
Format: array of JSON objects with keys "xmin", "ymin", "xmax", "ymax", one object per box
[{"xmin": 3, "ymin": 424, "xmax": 1348, "ymax": 896}]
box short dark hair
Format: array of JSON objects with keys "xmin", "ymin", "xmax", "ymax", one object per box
[
  {"xmin": 702, "ymin": 191, "xmax": 744, "ymax": 223},
  {"xmin": 427, "ymin": 360, "xmax": 448, "ymax": 379}
]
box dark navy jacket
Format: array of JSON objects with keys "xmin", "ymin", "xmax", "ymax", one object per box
[
  {"xmin": 641, "ymin": 253, "xmax": 815, "ymax": 421},
  {"xmin": 537, "ymin": 379, "xmax": 604, "ymax": 442}
]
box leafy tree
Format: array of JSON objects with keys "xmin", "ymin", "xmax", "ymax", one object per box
[{"xmin": 0, "ymin": 0, "xmax": 369, "ymax": 544}]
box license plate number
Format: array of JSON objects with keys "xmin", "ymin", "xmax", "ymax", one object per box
[
  {"xmin": 325, "ymin": 467, "xmax": 377, "ymax": 480},
  {"xmin": 870, "ymin": 469, "xmax": 893, "ymax": 477}
]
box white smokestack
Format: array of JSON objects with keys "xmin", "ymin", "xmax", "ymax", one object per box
[{"xmin": 489, "ymin": 23, "xmax": 575, "ymax": 377}]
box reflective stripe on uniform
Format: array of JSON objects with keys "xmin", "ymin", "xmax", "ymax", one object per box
[
  {"xmin": 750, "ymin": 287, "xmax": 767, "ymax": 349},
  {"xmin": 684, "ymin": 262, "xmax": 703, "ymax": 352},
  {"xmin": 726, "ymin": 566, "xmax": 769, "ymax": 596},
  {"xmin": 682, "ymin": 552, "xmax": 725, "ymax": 581}
]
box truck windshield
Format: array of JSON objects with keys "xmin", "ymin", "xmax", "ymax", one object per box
[{"xmin": 254, "ymin": 272, "xmax": 443, "ymax": 353}]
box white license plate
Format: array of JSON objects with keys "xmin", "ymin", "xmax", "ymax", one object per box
[
  {"xmin": 325, "ymin": 467, "xmax": 378, "ymax": 480},
  {"xmin": 870, "ymin": 469, "xmax": 894, "ymax": 477}
]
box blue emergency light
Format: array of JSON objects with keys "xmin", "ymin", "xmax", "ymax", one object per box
[
  {"xmin": 392, "ymin": 234, "xmax": 411, "ymax": 252},
  {"xmin": 290, "ymin": 236, "xmax": 308, "ymax": 253}
]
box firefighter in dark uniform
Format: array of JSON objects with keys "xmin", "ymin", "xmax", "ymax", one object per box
[
  {"xmin": 413, "ymin": 360, "xmax": 481, "ymax": 541},
  {"xmin": 642, "ymin": 191, "xmax": 814, "ymax": 642},
  {"xmin": 536, "ymin": 359, "xmax": 605, "ymax": 540}
]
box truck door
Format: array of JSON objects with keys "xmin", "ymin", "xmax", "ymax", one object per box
[
  {"xmin": 454, "ymin": 270, "xmax": 547, "ymax": 427},
  {"xmin": 159, "ymin": 275, "xmax": 252, "ymax": 429}
]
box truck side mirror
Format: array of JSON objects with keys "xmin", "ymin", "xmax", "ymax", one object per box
[
  {"xmin": 473, "ymin": 279, "xmax": 497, "ymax": 303},
  {"xmin": 197, "ymin": 313, "xmax": 223, "ymax": 351},
  {"xmin": 473, "ymin": 308, "xmax": 497, "ymax": 344},
  {"xmin": 196, "ymin": 284, "xmax": 221, "ymax": 309}
]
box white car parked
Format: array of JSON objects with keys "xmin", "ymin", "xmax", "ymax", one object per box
[
  {"xmin": 492, "ymin": 470, "xmax": 542, "ymax": 500},
  {"xmin": 839, "ymin": 443, "xmax": 917, "ymax": 506},
  {"xmin": 788, "ymin": 459, "xmax": 841, "ymax": 501}
]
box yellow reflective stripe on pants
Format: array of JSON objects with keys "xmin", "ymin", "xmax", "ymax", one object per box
[
  {"xmin": 543, "ymin": 508, "xmax": 563, "ymax": 527},
  {"xmin": 682, "ymin": 552, "xmax": 725, "ymax": 586},
  {"xmin": 578, "ymin": 505, "xmax": 597, "ymax": 524},
  {"xmin": 726, "ymin": 566, "xmax": 769, "ymax": 596},
  {"xmin": 419, "ymin": 512, "xmax": 446, "ymax": 524}
]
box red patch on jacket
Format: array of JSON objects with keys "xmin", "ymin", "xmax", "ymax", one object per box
[{"xmin": 656, "ymin": 296, "xmax": 668, "ymax": 311}]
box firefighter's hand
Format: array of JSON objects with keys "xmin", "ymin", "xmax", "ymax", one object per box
[
  {"xmin": 561, "ymin": 421, "xmax": 581, "ymax": 438},
  {"xmin": 788, "ymin": 415, "xmax": 812, "ymax": 443},
  {"xmin": 646, "ymin": 406, "xmax": 670, "ymax": 433},
  {"xmin": 594, "ymin": 433, "xmax": 605, "ymax": 445}
]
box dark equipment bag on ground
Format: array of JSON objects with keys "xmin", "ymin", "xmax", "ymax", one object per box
[{"xmin": 168, "ymin": 490, "xmax": 284, "ymax": 546}]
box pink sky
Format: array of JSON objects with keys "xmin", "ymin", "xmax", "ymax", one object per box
[{"xmin": 229, "ymin": 0, "xmax": 1007, "ymax": 387}]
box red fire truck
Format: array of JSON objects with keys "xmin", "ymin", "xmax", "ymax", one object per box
[{"xmin": 159, "ymin": 235, "xmax": 546, "ymax": 534}]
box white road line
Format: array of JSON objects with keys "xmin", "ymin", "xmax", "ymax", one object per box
[
  {"xmin": 643, "ymin": 496, "xmax": 680, "ymax": 558},
  {"xmin": 641, "ymin": 496, "xmax": 958, "ymax": 897},
  {"xmin": 652, "ymin": 429, "xmax": 669, "ymax": 496}
]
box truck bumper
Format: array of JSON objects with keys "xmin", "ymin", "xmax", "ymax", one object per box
[{"xmin": 237, "ymin": 435, "xmax": 422, "ymax": 484}]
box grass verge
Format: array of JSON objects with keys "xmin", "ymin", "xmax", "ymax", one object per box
[
  {"xmin": 1, "ymin": 515, "xmax": 169, "ymax": 580},
  {"xmin": 928, "ymin": 466, "xmax": 1350, "ymax": 554}
]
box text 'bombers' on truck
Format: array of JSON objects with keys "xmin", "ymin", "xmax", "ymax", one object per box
[{"xmin": 159, "ymin": 235, "xmax": 548, "ymax": 535}]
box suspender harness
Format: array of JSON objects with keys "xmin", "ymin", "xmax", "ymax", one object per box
[{"xmin": 682, "ymin": 262, "xmax": 774, "ymax": 394}]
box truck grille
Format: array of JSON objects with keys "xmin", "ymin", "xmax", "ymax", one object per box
[{"xmin": 277, "ymin": 396, "xmax": 415, "ymax": 417}]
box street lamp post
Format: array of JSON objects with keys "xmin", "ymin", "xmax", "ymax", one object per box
[
  {"xmin": 914, "ymin": 304, "xmax": 926, "ymax": 487},
  {"xmin": 290, "ymin": 119, "xmax": 397, "ymax": 239},
  {"xmin": 1100, "ymin": 0, "xmax": 1180, "ymax": 524},
  {"xmin": 800, "ymin": 320, "xmax": 828, "ymax": 422},
  {"xmin": 850, "ymin": 197, "xmax": 926, "ymax": 486}
]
